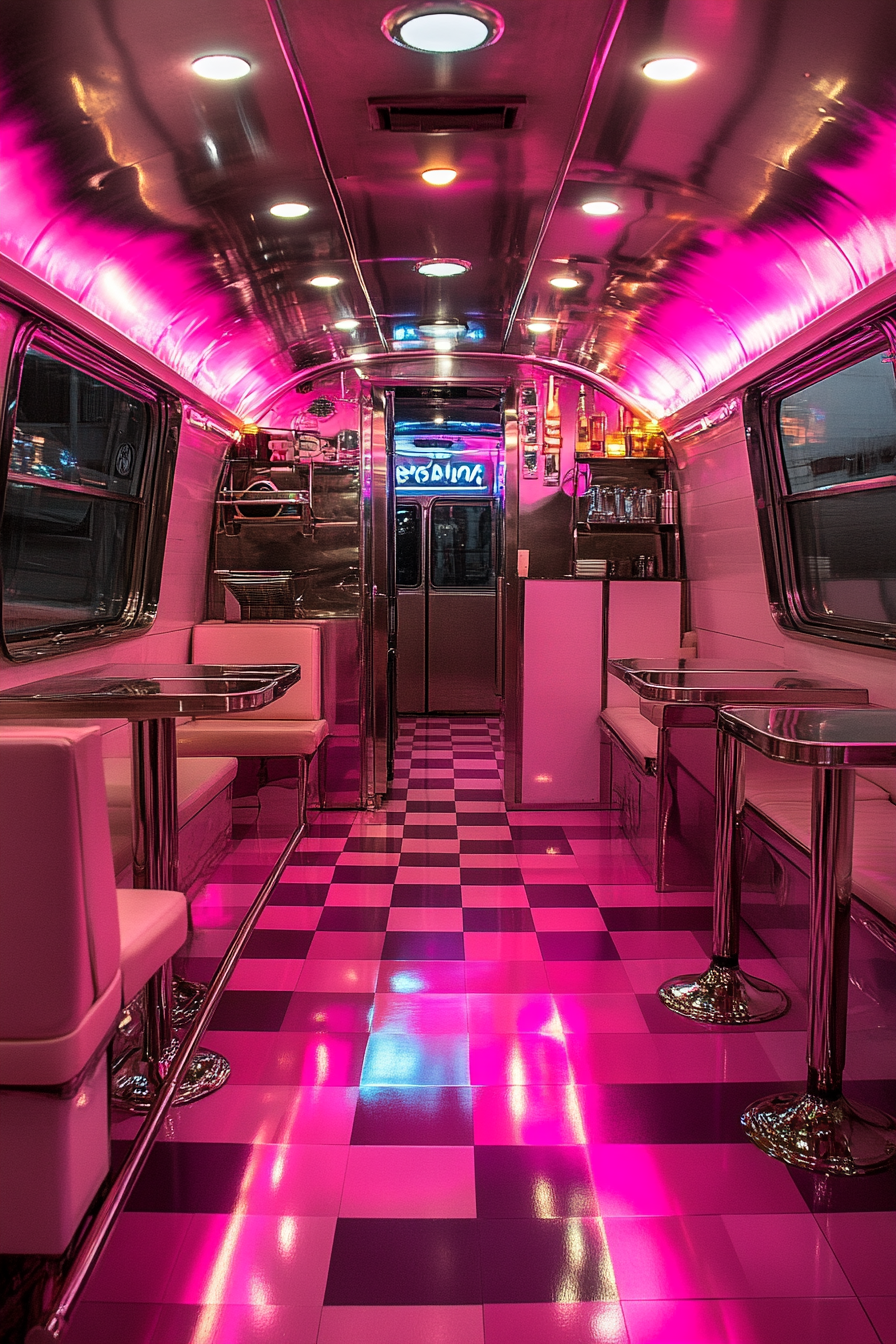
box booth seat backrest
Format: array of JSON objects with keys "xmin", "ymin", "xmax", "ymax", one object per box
[
  {"xmin": 0, "ymin": 728, "xmax": 121, "ymax": 1042},
  {"xmin": 191, "ymin": 621, "xmax": 322, "ymax": 721}
]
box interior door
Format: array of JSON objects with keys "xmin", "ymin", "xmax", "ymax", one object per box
[{"xmin": 427, "ymin": 499, "xmax": 500, "ymax": 713}]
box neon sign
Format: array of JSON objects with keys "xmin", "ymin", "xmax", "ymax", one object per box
[{"xmin": 395, "ymin": 457, "xmax": 488, "ymax": 491}]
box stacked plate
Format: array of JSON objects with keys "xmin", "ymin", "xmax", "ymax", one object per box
[{"xmin": 574, "ymin": 558, "xmax": 608, "ymax": 578}]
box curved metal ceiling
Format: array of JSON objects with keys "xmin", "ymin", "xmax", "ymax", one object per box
[{"xmin": 1, "ymin": 0, "xmax": 895, "ymax": 422}]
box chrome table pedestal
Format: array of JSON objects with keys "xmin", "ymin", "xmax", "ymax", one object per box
[
  {"xmin": 659, "ymin": 731, "xmax": 790, "ymax": 1025},
  {"xmin": 721, "ymin": 707, "xmax": 896, "ymax": 1176},
  {"xmin": 0, "ymin": 662, "xmax": 301, "ymax": 1113},
  {"xmin": 607, "ymin": 663, "xmax": 867, "ymax": 1023}
]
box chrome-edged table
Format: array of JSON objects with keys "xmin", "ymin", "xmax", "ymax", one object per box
[
  {"xmin": 607, "ymin": 664, "xmax": 868, "ymax": 1021},
  {"xmin": 718, "ymin": 706, "xmax": 896, "ymax": 1175},
  {"xmin": 0, "ymin": 663, "xmax": 301, "ymax": 1109}
]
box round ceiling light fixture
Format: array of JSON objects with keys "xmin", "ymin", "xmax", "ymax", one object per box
[
  {"xmin": 382, "ymin": 3, "xmax": 503, "ymax": 53},
  {"xmin": 333, "ymin": 318, "xmax": 360, "ymax": 331},
  {"xmin": 418, "ymin": 317, "xmax": 467, "ymax": 337},
  {"xmin": 549, "ymin": 272, "xmax": 582, "ymax": 290},
  {"xmin": 309, "ymin": 275, "xmax": 341, "ymax": 288},
  {"xmin": 270, "ymin": 201, "xmax": 310, "ymax": 218},
  {"xmin": 191, "ymin": 54, "xmax": 251, "ymax": 80},
  {"xmin": 421, "ymin": 168, "xmax": 458, "ymax": 185},
  {"xmin": 527, "ymin": 320, "xmax": 553, "ymax": 333},
  {"xmin": 582, "ymin": 199, "xmax": 619, "ymax": 216},
  {"xmin": 642, "ymin": 56, "xmax": 698, "ymax": 81},
  {"xmin": 415, "ymin": 258, "xmax": 471, "ymax": 277}
]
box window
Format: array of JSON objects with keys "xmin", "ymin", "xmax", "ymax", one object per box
[
  {"xmin": 745, "ymin": 326, "xmax": 896, "ymax": 648},
  {"xmin": 0, "ymin": 329, "xmax": 179, "ymax": 659},
  {"xmin": 430, "ymin": 502, "xmax": 494, "ymax": 588},
  {"xmin": 396, "ymin": 503, "xmax": 421, "ymax": 586}
]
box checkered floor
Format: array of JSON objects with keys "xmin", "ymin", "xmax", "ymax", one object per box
[{"xmin": 68, "ymin": 717, "xmax": 896, "ymax": 1344}]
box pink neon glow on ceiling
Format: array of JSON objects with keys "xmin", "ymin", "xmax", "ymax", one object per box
[{"xmin": 1, "ymin": 80, "xmax": 895, "ymax": 419}]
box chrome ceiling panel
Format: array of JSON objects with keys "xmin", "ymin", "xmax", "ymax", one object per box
[{"xmin": 0, "ymin": 0, "xmax": 894, "ymax": 421}]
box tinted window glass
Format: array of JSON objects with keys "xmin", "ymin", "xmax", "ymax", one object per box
[
  {"xmin": 2, "ymin": 344, "xmax": 156, "ymax": 649},
  {"xmin": 788, "ymin": 487, "xmax": 896, "ymax": 627},
  {"xmin": 396, "ymin": 504, "xmax": 421, "ymax": 586},
  {"xmin": 430, "ymin": 503, "xmax": 493, "ymax": 588},
  {"xmin": 778, "ymin": 351, "xmax": 896, "ymax": 493},
  {"xmin": 12, "ymin": 350, "xmax": 149, "ymax": 496}
]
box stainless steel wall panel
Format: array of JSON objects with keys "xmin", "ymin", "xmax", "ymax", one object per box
[{"xmin": 396, "ymin": 590, "xmax": 426, "ymax": 713}]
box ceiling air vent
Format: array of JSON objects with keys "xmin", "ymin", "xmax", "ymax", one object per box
[{"xmin": 368, "ymin": 95, "xmax": 525, "ymax": 133}]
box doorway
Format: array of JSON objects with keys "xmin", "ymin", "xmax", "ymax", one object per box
[{"xmin": 396, "ymin": 496, "xmax": 500, "ymax": 713}]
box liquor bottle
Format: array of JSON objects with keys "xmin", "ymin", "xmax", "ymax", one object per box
[
  {"xmin": 605, "ymin": 405, "xmax": 627, "ymax": 457},
  {"xmin": 544, "ymin": 376, "xmax": 562, "ymax": 453},
  {"xmin": 644, "ymin": 420, "xmax": 665, "ymax": 457},
  {"xmin": 589, "ymin": 411, "xmax": 607, "ymax": 456},
  {"xmin": 576, "ymin": 386, "xmax": 590, "ymax": 445},
  {"xmin": 543, "ymin": 376, "xmax": 561, "ymax": 484},
  {"xmin": 622, "ymin": 408, "xmax": 634, "ymax": 457},
  {"xmin": 630, "ymin": 417, "xmax": 647, "ymax": 457}
]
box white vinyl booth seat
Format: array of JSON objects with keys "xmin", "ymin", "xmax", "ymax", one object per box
[
  {"xmin": 177, "ymin": 623, "xmax": 330, "ymax": 820},
  {"xmin": 104, "ymin": 754, "xmax": 238, "ymax": 894},
  {"xmin": 743, "ymin": 755, "xmax": 896, "ymax": 929},
  {"xmin": 0, "ymin": 728, "xmax": 187, "ymax": 1256}
]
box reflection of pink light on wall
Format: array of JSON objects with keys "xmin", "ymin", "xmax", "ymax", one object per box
[{"xmin": 627, "ymin": 114, "xmax": 896, "ymax": 415}]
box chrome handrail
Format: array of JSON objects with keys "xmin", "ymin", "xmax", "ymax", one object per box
[{"xmin": 26, "ymin": 811, "xmax": 309, "ymax": 1342}]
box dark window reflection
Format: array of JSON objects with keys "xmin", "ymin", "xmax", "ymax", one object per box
[
  {"xmin": 430, "ymin": 503, "xmax": 493, "ymax": 588},
  {"xmin": 396, "ymin": 504, "xmax": 421, "ymax": 587},
  {"xmin": 2, "ymin": 347, "xmax": 150, "ymax": 643},
  {"xmin": 778, "ymin": 352, "xmax": 896, "ymax": 493},
  {"xmin": 789, "ymin": 487, "xmax": 896, "ymax": 627}
]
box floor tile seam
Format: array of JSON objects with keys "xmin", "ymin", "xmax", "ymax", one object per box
[{"xmin": 810, "ymin": 1210, "xmax": 883, "ymax": 1306}]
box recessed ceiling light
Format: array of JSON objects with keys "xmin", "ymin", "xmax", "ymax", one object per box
[
  {"xmin": 415, "ymin": 258, "xmax": 471, "ymax": 277},
  {"xmin": 191, "ymin": 54, "xmax": 251, "ymax": 80},
  {"xmin": 421, "ymin": 168, "xmax": 458, "ymax": 185},
  {"xmin": 527, "ymin": 320, "xmax": 552, "ymax": 333},
  {"xmin": 383, "ymin": 5, "xmax": 503, "ymax": 53},
  {"xmin": 419, "ymin": 318, "xmax": 467, "ymax": 337},
  {"xmin": 582, "ymin": 199, "xmax": 619, "ymax": 216},
  {"xmin": 549, "ymin": 273, "xmax": 581, "ymax": 289},
  {"xmin": 309, "ymin": 275, "xmax": 341, "ymax": 288},
  {"xmin": 334, "ymin": 318, "xmax": 360, "ymax": 331},
  {"xmin": 642, "ymin": 56, "xmax": 698, "ymax": 81},
  {"xmin": 270, "ymin": 202, "xmax": 310, "ymax": 218}
]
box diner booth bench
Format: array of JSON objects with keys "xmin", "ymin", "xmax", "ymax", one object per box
[
  {"xmin": 600, "ymin": 699, "xmax": 896, "ymax": 951},
  {"xmin": 599, "ymin": 705, "xmax": 660, "ymax": 878},
  {"xmin": 176, "ymin": 622, "xmax": 329, "ymax": 825},
  {"xmin": 742, "ymin": 755, "xmax": 896, "ymax": 942},
  {"xmin": 0, "ymin": 728, "xmax": 186, "ymax": 1255},
  {"xmin": 104, "ymin": 754, "xmax": 238, "ymax": 897}
]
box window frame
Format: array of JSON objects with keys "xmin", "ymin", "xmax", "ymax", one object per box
[
  {"xmin": 743, "ymin": 313, "xmax": 896, "ymax": 651},
  {"xmin": 0, "ymin": 313, "xmax": 181, "ymax": 662}
]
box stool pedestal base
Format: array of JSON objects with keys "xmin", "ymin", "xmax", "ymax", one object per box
[
  {"xmin": 742, "ymin": 1089, "xmax": 896, "ymax": 1176},
  {"xmin": 111, "ymin": 1043, "xmax": 230, "ymax": 1113},
  {"xmin": 659, "ymin": 958, "xmax": 790, "ymax": 1025}
]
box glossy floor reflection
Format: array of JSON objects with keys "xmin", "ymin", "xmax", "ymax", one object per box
[{"xmin": 69, "ymin": 718, "xmax": 896, "ymax": 1344}]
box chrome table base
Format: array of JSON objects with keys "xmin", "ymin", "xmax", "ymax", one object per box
[
  {"xmin": 111, "ymin": 1041, "xmax": 230, "ymax": 1113},
  {"xmin": 660, "ymin": 957, "xmax": 790, "ymax": 1025},
  {"xmin": 742, "ymin": 1089, "xmax": 896, "ymax": 1176},
  {"xmin": 172, "ymin": 974, "xmax": 207, "ymax": 1028},
  {"xmin": 657, "ymin": 732, "xmax": 791, "ymax": 1026}
]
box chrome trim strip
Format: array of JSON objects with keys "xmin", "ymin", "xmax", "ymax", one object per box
[
  {"xmin": 780, "ymin": 474, "xmax": 896, "ymax": 503},
  {"xmin": 499, "ymin": 0, "xmax": 630, "ymax": 350},
  {"xmin": 264, "ymin": 0, "xmax": 388, "ymax": 352},
  {"xmin": 26, "ymin": 812, "xmax": 309, "ymax": 1343},
  {"xmin": 252, "ymin": 351, "xmax": 652, "ymax": 423}
]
